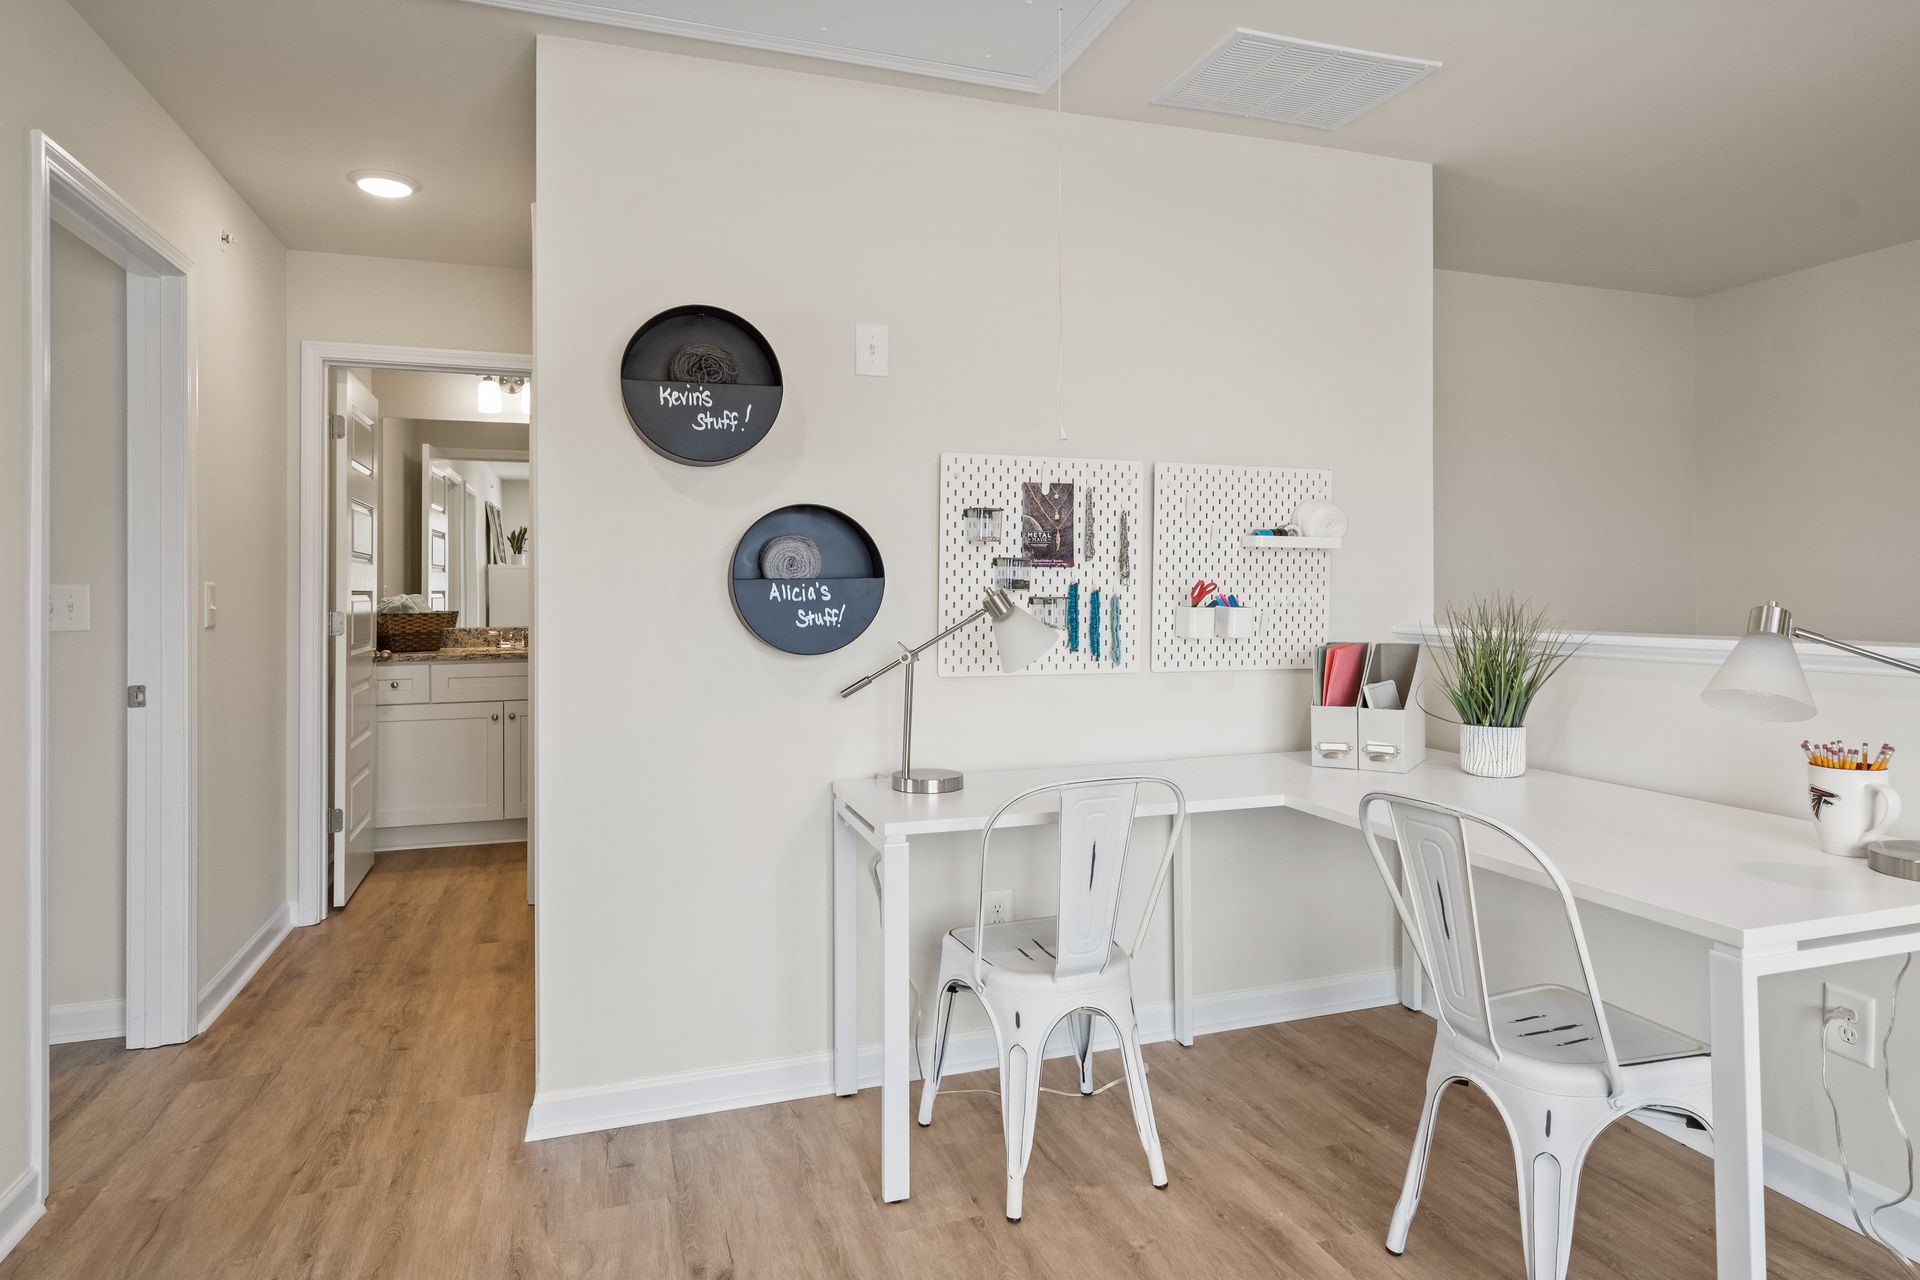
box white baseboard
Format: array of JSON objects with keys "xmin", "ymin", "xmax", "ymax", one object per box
[
  {"xmin": 196, "ymin": 902, "xmax": 293, "ymax": 1034},
  {"xmin": 376, "ymin": 819, "xmax": 526, "ymax": 852},
  {"xmin": 1633, "ymin": 1110, "xmax": 1919, "ymax": 1261},
  {"xmin": 0, "ymin": 1167, "xmax": 44, "ymax": 1266},
  {"xmin": 525, "ymin": 967, "xmax": 1401, "ymax": 1142},
  {"xmin": 48, "ymin": 999, "xmax": 124, "ymax": 1045}
]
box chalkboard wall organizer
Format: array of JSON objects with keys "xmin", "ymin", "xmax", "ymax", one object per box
[
  {"xmin": 622, "ymin": 305, "xmax": 783, "ymax": 466},
  {"xmin": 731, "ymin": 505, "xmax": 884, "ymax": 655}
]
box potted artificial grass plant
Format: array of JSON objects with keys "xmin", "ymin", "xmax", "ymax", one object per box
[{"xmin": 1424, "ymin": 596, "xmax": 1582, "ymax": 778}]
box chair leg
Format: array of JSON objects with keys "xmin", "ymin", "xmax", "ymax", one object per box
[
  {"xmin": 1511, "ymin": 1105, "xmax": 1606, "ymax": 1280},
  {"xmin": 917, "ymin": 981, "xmax": 959, "ymax": 1126},
  {"xmin": 1109, "ymin": 1004, "xmax": 1168, "ymax": 1188},
  {"xmin": 1000, "ymin": 1032, "xmax": 1045, "ymax": 1221},
  {"xmin": 1069, "ymin": 1009, "xmax": 1095, "ymax": 1095},
  {"xmin": 1386, "ymin": 1071, "xmax": 1453, "ymax": 1255}
]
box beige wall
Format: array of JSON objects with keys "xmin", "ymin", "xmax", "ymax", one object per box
[
  {"xmin": 1, "ymin": 0, "xmax": 290, "ymax": 1203},
  {"xmin": 1434, "ymin": 270, "xmax": 1697, "ymax": 632},
  {"xmin": 370, "ymin": 368, "xmax": 529, "ymax": 424},
  {"xmin": 532, "ymin": 38, "xmax": 1433, "ymax": 1106},
  {"xmin": 1695, "ymin": 237, "xmax": 1920, "ymax": 642},
  {"xmin": 1434, "ymin": 241, "xmax": 1920, "ymax": 1185},
  {"xmin": 47, "ymin": 227, "xmax": 127, "ymax": 1016}
]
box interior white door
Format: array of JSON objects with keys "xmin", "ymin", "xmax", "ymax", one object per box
[
  {"xmin": 331, "ymin": 370, "xmax": 380, "ymax": 907},
  {"xmin": 421, "ymin": 444, "xmax": 452, "ymax": 612}
]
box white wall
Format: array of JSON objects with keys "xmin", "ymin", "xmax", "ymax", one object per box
[
  {"xmin": 47, "ymin": 226, "xmax": 126, "ymax": 1019},
  {"xmin": 1434, "ymin": 270, "xmax": 1697, "ymax": 632},
  {"xmin": 533, "ymin": 39, "xmax": 1432, "ymax": 1109},
  {"xmin": 1, "ymin": 0, "xmax": 290, "ymax": 1218},
  {"xmin": 1694, "ymin": 237, "xmax": 1920, "ymax": 642}
]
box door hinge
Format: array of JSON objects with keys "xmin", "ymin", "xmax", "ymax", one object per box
[
  {"xmin": 328, "ymin": 413, "xmax": 347, "ymax": 440},
  {"xmin": 327, "ymin": 806, "xmax": 345, "ymax": 834},
  {"xmin": 326, "ymin": 610, "xmax": 346, "ymax": 637},
  {"xmin": 126, "ymin": 684, "xmax": 147, "ymax": 709}
]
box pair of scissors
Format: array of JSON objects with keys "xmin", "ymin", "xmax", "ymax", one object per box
[{"xmin": 1190, "ymin": 580, "xmax": 1218, "ymax": 607}]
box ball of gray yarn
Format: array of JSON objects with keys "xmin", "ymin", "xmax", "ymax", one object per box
[
  {"xmin": 669, "ymin": 342, "xmax": 740, "ymax": 385},
  {"xmin": 761, "ymin": 534, "xmax": 822, "ymax": 579}
]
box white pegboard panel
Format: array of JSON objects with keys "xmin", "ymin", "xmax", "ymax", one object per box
[
  {"xmin": 1152, "ymin": 462, "xmax": 1332, "ymax": 672},
  {"xmin": 939, "ymin": 453, "xmax": 1143, "ymax": 677}
]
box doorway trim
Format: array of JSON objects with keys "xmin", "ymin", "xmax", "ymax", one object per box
[
  {"xmin": 26, "ymin": 132, "xmax": 197, "ymax": 1205},
  {"xmin": 292, "ymin": 343, "xmax": 532, "ymax": 926}
]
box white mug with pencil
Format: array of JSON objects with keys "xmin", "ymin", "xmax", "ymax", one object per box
[{"xmin": 1804, "ymin": 739, "xmax": 1901, "ymax": 859}]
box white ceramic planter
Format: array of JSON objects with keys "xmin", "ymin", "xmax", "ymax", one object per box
[{"xmin": 1460, "ymin": 725, "xmax": 1527, "ymax": 778}]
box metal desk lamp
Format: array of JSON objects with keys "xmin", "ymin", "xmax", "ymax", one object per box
[
  {"xmin": 839, "ymin": 589, "xmax": 1059, "ymax": 794},
  {"xmin": 1702, "ymin": 601, "xmax": 1920, "ymax": 878}
]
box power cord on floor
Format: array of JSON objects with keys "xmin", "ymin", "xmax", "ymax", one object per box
[
  {"xmin": 1822, "ymin": 954, "xmax": 1920, "ymax": 1276},
  {"xmin": 869, "ymin": 853, "xmax": 1132, "ymax": 1102}
]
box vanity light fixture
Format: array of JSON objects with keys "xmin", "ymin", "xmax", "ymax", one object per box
[
  {"xmin": 839, "ymin": 589, "xmax": 1059, "ymax": 793},
  {"xmin": 478, "ymin": 375, "xmax": 527, "ymax": 414},
  {"xmin": 349, "ymin": 169, "xmax": 417, "ymax": 199},
  {"xmin": 1702, "ymin": 601, "xmax": 1920, "ymax": 723}
]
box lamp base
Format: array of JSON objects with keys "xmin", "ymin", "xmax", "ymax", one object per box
[
  {"xmin": 1869, "ymin": 840, "xmax": 1920, "ymax": 881},
  {"xmin": 891, "ymin": 767, "xmax": 965, "ymax": 795}
]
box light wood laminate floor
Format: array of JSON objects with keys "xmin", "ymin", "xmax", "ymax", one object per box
[{"xmin": 2, "ymin": 843, "xmax": 1892, "ymax": 1278}]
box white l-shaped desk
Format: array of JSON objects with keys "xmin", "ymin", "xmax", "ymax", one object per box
[{"xmin": 832, "ymin": 750, "xmax": 1920, "ymax": 1279}]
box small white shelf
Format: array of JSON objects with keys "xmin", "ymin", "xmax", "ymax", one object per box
[{"xmin": 1239, "ymin": 534, "xmax": 1342, "ymax": 550}]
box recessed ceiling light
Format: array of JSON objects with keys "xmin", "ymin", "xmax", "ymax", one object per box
[{"xmin": 349, "ymin": 170, "xmax": 417, "ymax": 199}]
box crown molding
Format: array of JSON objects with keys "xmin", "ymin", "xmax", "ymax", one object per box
[
  {"xmin": 454, "ymin": 0, "xmax": 1130, "ymax": 94},
  {"xmin": 1393, "ymin": 623, "xmax": 1920, "ymax": 677}
]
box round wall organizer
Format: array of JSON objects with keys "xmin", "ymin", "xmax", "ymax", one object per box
[
  {"xmin": 621, "ymin": 305, "xmax": 783, "ymax": 466},
  {"xmin": 730, "ymin": 506, "xmax": 884, "ymax": 656}
]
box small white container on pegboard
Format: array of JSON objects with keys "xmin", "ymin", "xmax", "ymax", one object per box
[
  {"xmin": 939, "ymin": 453, "xmax": 1144, "ymax": 677},
  {"xmin": 1152, "ymin": 462, "xmax": 1334, "ymax": 672}
]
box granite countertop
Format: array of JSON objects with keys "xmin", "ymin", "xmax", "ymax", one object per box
[
  {"xmin": 373, "ymin": 625, "xmax": 529, "ymax": 664},
  {"xmin": 374, "ymin": 647, "xmax": 529, "ymax": 664}
]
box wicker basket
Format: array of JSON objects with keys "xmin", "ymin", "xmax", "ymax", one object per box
[{"xmin": 377, "ymin": 610, "xmax": 458, "ymax": 653}]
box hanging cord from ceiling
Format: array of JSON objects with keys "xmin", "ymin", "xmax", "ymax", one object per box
[
  {"xmin": 1822, "ymin": 955, "xmax": 1920, "ymax": 1276},
  {"xmin": 1054, "ymin": 5, "xmax": 1067, "ymax": 443}
]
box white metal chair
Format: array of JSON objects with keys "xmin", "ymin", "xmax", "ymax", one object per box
[
  {"xmin": 1359, "ymin": 793, "xmax": 1713, "ymax": 1280},
  {"xmin": 917, "ymin": 776, "xmax": 1187, "ymax": 1221}
]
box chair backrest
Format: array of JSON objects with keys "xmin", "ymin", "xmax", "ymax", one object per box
[
  {"xmin": 974, "ymin": 777, "xmax": 1187, "ymax": 988},
  {"xmin": 1358, "ymin": 792, "xmax": 1626, "ymax": 1097}
]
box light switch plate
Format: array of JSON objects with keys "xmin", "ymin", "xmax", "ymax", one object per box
[
  {"xmin": 856, "ymin": 323, "xmax": 888, "ymax": 376},
  {"xmin": 48, "ymin": 584, "xmax": 89, "ymax": 632},
  {"xmin": 202, "ymin": 582, "xmax": 218, "ymax": 630}
]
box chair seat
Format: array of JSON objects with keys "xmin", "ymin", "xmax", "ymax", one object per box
[
  {"xmin": 942, "ymin": 917, "xmax": 1128, "ymax": 993},
  {"xmin": 1490, "ymin": 984, "xmax": 1707, "ymax": 1068}
]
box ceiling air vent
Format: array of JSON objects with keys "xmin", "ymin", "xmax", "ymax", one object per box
[{"xmin": 1153, "ymin": 30, "xmax": 1439, "ymax": 130}]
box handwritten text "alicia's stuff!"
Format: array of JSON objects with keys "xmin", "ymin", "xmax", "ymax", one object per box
[{"xmin": 768, "ymin": 580, "xmax": 845, "ymax": 628}]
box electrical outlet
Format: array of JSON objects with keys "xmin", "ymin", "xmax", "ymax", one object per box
[
  {"xmin": 985, "ymin": 890, "xmax": 1013, "ymax": 926},
  {"xmin": 1825, "ymin": 983, "xmax": 1878, "ymax": 1068}
]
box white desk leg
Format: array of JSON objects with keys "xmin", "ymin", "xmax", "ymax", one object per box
[
  {"xmin": 880, "ymin": 835, "xmax": 911, "ymax": 1203},
  {"xmin": 1174, "ymin": 817, "xmax": 1194, "ymax": 1047},
  {"xmin": 1709, "ymin": 945, "xmax": 1766, "ymax": 1280},
  {"xmin": 832, "ymin": 807, "xmax": 859, "ymax": 1098}
]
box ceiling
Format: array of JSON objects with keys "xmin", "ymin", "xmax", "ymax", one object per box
[{"xmin": 68, "ymin": 0, "xmax": 1920, "ymax": 296}]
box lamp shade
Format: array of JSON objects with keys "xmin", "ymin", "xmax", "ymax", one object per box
[
  {"xmin": 990, "ymin": 601, "xmax": 1060, "ymax": 672},
  {"xmin": 1701, "ymin": 631, "xmax": 1816, "ymax": 722}
]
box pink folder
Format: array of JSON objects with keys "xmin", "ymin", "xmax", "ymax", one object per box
[{"xmin": 1321, "ymin": 643, "xmax": 1369, "ymax": 708}]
